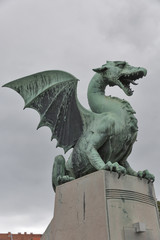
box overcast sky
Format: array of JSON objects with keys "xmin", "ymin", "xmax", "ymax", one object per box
[{"xmin": 0, "ymin": 0, "xmax": 160, "ymax": 234}]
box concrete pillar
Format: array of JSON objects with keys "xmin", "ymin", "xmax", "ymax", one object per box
[{"xmin": 41, "ymin": 170, "xmax": 160, "ymax": 240}]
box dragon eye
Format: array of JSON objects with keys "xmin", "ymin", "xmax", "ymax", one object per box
[{"xmin": 117, "ymin": 63, "xmax": 126, "ymax": 68}]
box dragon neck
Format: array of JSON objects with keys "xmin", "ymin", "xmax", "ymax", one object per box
[
  {"xmin": 87, "ymin": 73, "xmax": 118, "ymax": 114},
  {"xmin": 87, "ymin": 73, "xmax": 135, "ymax": 120}
]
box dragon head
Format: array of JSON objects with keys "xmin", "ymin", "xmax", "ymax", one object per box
[{"xmin": 93, "ymin": 61, "xmax": 147, "ymax": 96}]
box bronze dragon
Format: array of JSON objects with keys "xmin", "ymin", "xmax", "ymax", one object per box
[{"xmin": 3, "ymin": 61, "xmax": 155, "ymax": 191}]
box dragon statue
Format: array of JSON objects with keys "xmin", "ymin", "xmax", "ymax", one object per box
[{"xmin": 3, "ymin": 61, "xmax": 155, "ymax": 191}]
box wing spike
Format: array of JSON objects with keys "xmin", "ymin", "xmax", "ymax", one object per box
[
  {"xmin": 37, "ymin": 122, "xmax": 44, "ymax": 130},
  {"xmin": 56, "ymin": 143, "xmax": 60, "ymax": 148}
]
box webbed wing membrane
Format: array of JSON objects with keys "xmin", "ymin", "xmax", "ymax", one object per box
[{"xmin": 3, "ymin": 70, "xmax": 84, "ymax": 152}]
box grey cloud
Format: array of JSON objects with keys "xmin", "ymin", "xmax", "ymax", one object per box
[{"xmin": 0, "ymin": 0, "xmax": 160, "ymax": 233}]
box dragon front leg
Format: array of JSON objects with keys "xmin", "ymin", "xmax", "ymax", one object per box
[
  {"xmin": 86, "ymin": 145, "xmax": 126, "ymax": 178},
  {"xmin": 120, "ymin": 161, "xmax": 155, "ymax": 183}
]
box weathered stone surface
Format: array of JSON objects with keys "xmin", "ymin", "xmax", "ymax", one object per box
[{"xmin": 41, "ymin": 170, "xmax": 160, "ymax": 240}]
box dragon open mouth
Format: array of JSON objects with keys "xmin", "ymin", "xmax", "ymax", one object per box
[{"xmin": 118, "ymin": 69, "xmax": 147, "ymax": 96}]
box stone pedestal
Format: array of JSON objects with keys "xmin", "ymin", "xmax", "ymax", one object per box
[{"xmin": 41, "ymin": 170, "xmax": 160, "ymax": 240}]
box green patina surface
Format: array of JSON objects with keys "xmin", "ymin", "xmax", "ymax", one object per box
[{"xmin": 3, "ymin": 61, "xmax": 155, "ymax": 191}]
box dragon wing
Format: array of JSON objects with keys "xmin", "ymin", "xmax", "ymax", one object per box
[{"xmin": 3, "ymin": 70, "xmax": 88, "ymax": 152}]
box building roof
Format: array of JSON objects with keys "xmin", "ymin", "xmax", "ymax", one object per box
[{"xmin": 0, "ymin": 233, "xmax": 42, "ymax": 240}]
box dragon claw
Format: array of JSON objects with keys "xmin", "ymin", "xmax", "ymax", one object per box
[
  {"xmin": 57, "ymin": 175, "xmax": 75, "ymax": 185},
  {"xmin": 137, "ymin": 170, "xmax": 155, "ymax": 183},
  {"xmin": 104, "ymin": 161, "xmax": 126, "ymax": 178}
]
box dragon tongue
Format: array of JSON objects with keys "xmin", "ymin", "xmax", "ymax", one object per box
[{"xmin": 128, "ymin": 79, "xmax": 138, "ymax": 85}]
